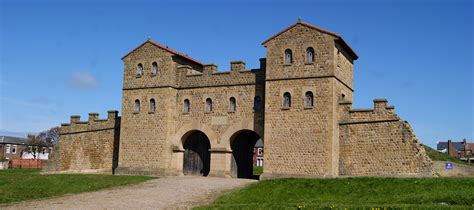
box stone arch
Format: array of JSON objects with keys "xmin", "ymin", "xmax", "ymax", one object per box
[
  {"xmin": 220, "ymin": 119, "xmax": 263, "ymax": 150},
  {"xmin": 229, "ymin": 129, "xmax": 262, "ymax": 178},
  {"xmin": 171, "ymin": 121, "xmax": 219, "ymax": 150}
]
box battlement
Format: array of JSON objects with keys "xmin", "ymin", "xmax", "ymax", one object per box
[
  {"xmin": 176, "ymin": 59, "xmax": 266, "ymax": 88},
  {"xmin": 339, "ymin": 99, "xmax": 399, "ymax": 124},
  {"xmin": 60, "ymin": 110, "xmax": 120, "ymax": 135}
]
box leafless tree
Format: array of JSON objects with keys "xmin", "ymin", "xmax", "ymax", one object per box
[{"xmin": 36, "ymin": 127, "xmax": 59, "ymax": 144}]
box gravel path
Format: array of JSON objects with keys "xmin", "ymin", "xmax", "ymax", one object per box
[{"xmin": 2, "ymin": 176, "xmax": 257, "ymax": 210}]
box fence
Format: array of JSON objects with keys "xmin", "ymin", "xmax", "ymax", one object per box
[{"xmin": 10, "ymin": 159, "xmax": 47, "ymax": 169}]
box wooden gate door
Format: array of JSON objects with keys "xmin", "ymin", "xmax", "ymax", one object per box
[
  {"xmin": 183, "ymin": 149, "xmax": 204, "ymax": 175},
  {"xmin": 183, "ymin": 131, "xmax": 210, "ymax": 176}
]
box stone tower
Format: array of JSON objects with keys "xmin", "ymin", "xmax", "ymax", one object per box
[
  {"xmin": 117, "ymin": 41, "xmax": 205, "ymax": 175},
  {"xmin": 262, "ymin": 21, "xmax": 358, "ymax": 178}
]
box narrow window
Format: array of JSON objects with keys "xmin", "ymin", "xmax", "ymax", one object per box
[
  {"xmin": 305, "ymin": 91, "xmax": 314, "ymax": 108},
  {"xmin": 205, "ymin": 98, "xmax": 213, "ymax": 112},
  {"xmin": 137, "ymin": 63, "xmax": 143, "ymax": 77},
  {"xmin": 12, "ymin": 145, "xmax": 17, "ymax": 154},
  {"xmin": 229, "ymin": 97, "xmax": 236, "ymax": 112},
  {"xmin": 283, "ymin": 92, "xmax": 291, "ymax": 108},
  {"xmin": 134, "ymin": 99, "xmax": 140, "ymax": 113},
  {"xmin": 284, "ymin": 49, "xmax": 292, "ymax": 64},
  {"xmin": 183, "ymin": 99, "xmax": 190, "ymax": 113},
  {"xmin": 6, "ymin": 144, "xmax": 11, "ymax": 154},
  {"xmin": 151, "ymin": 62, "xmax": 158, "ymax": 75},
  {"xmin": 306, "ymin": 47, "xmax": 315, "ymax": 63},
  {"xmin": 42, "ymin": 147, "xmax": 46, "ymax": 154},
  {"xmin": 149, "ymin": 99, "xmax": 156, "ymax": 113},
  {"xmin": 254, "ymin": 96, "xmax": 262, "ymax": 112}
]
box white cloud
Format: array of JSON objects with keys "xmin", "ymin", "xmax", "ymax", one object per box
[{"xmin": 67, "ymin": 71, "xmax": 99, "ymax": 90}]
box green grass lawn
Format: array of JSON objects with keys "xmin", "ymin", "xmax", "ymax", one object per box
[
  {"xmin": 424, "ymin": 145, "xmax": 473, "ymax": 166},
  {"xmin": 0, "ymin": 169, "xmax": 154, "ymax": 204},
  {"xmin": 253, "ymin": 166, "xmax": 263, "ymax": 175},
  {"xmin": 197, "ymin": 177, "xmax": 474, "ymax": 209}
]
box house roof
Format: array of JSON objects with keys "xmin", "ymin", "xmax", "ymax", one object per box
[
  {"xmin": 121, "ymin": 40, "xmax": 204, "ymax": 66},
  {"xmin": 0, "ymin": 136, "xmax": 29, "ymax": 145},
  {"xmin": 437, "ymin": 141, "xmax": 467, "ymax": 151},
  {"xmin": 0, "ymin": 136, "xmax": 53, "ymax": 147},
  {"xmin": 262, "ymin": 22, "xmax": 358, "ymax": 60}
]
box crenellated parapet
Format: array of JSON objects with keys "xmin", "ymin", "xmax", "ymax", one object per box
[
  {"xmin": 59, "ymin": 110, "xmax": 120, "ymax": 135},
  {"xmin": 176, "ymin": 59, "xmax": 266, "ymax": 88},
  {"xmin": 339, "ymin": 98, "xmax": 399, "ymax": 124}
]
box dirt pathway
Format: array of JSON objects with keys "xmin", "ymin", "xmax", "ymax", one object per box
[{"xmin": 3, "ymin": 176, "xmax": 257, "ymax": 210}]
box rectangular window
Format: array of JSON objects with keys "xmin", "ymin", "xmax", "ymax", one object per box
[
  {"xmin": 6, "ymin": 144, "xmax": 11, "ymax": 154},
  {"xmin": 12, "ymin": 145, "xmax": 17, "ymax": 154}
]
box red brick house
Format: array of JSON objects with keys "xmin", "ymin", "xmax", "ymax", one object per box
[
  {"xmin": 0, "ymin": 135, "xmax": 54, "ymax": 162},
  {"xmin": 253, "ymin": 139, "xmax": 263, "ymax": 167},
  {"xmin": 437, "ymin": 139, "xmax": 473, "ymax": 160}
]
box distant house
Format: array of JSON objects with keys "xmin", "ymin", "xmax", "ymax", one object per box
[
  {"xmin": 0, "ymin": 135, "xmax": 53, "ymax": 161},
  {"xmin": 0, "ymin": 136, "xmax": 29, "ymax": 160},
  {"xmin": 253, "ymin": 139, "xmax": 264, "ymax": 167},
  {"xmin": 437, "ymin": 139, "xmax": 473, "ymax": 160}
]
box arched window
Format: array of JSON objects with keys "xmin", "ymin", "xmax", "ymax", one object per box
[
  {"xmin": 205, "ymin": 98, "xmax": 213, "ymax": 112},
  {"xmin": 137, "ymin": 63, "xmax": 143, "ymax": 77},
  {"xmin": 284, "ymin": 49, "xmax": 292, "ymax": 65},
  {"xmin": 306, "ymin": 47, "xmax": 315, "ymax": 63},
  {"xmin": 149, "ymin": 99, "xmax": 156, "ymax": 113},
  {"xmin": 283, "ymin": 92, "xmax": 291, "ymax": 108},
  {"xmin": 183, "ymin": 99, "xmax": 190, "ymax": 113},
  {"xmin": 151, "ymin": 62, "xmax": 158, "ymax": 75},
  {"xmin": 134, "ymin": 99, "xmax": 140, "ymax": 112},
  {"xmin": 254, "ymin": 96, "xmax": 262, "ymax": 112},
  {"xmin": 229, "ymin": 97, "xmax": 236, "ymax": 112},
  {"xmin": 305, "ymin": 91, "xmax": 313, "ymax": 108}
]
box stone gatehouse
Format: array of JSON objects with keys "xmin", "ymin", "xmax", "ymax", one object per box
[{"xmin": 45, "ymin": 21, "xmax": 434, "ymax": 178}]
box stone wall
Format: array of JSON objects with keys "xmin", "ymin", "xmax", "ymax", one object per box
[
  {"xmin": 338, "ymin": 99, "xmax": 433, "ymax": 177},
  {"xmin": 43, "ymin": 111, "xmax": 120, "ymax": 174}
]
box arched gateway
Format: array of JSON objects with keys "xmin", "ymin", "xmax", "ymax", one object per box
[
  {"xmin": 230, "ymin": 130, "xmax": 261, "ymax": 178},
  {"xmin": 182, "ymin": 130, "xmax": 211, "ymax": 176}
]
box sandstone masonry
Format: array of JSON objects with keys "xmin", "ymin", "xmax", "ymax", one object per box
[
  {"xmin": 44, "ymin": 111, "xmax": 120, "ymax": 173},
  {"xmin": 44, "ymin": 21, "xmax": 433, "ymax": 178}
]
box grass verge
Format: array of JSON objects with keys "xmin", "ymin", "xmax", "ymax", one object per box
[
  {"xmin": 197, "ymin": 177, "xmax": 474, "ymax": 209},
  {"xmin": 0, "ymin": 169, "xmax": 154, "ymax": 204}
]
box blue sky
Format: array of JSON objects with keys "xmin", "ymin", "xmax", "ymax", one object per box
[{"xmin": 0, "ymin": 0, "xmax": 472, "ymax": 148}]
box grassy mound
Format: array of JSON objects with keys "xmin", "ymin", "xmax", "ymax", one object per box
[
  {"xmin": 424, "ymin": 145, "xmax": 472, "ymax": 166},
  {"xmin": 197, "ymin": 177, "xmax": 474, "ymax": 209},
  {"xmin": 0, "ymin": 169, "xmax": 154, "ymax": 204}
]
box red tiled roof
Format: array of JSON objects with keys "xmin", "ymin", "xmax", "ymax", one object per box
[
  {"xmin": 121, "ymin": 40, "xmax": 204, "ymax": 66},
  {"xmin": 262, "ymin": 22, "xmax": 358, "ymax": 60}
]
